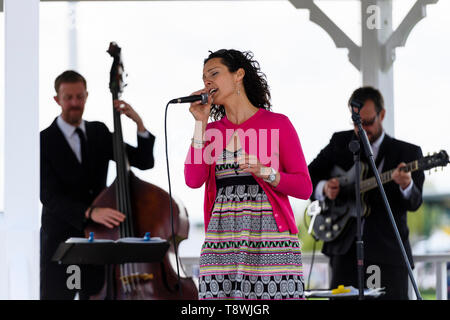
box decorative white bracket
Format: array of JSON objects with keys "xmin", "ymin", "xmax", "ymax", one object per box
[
  {"xmin": 289, "ymin": 0, "xmax": 361, "ymax": 70},
  {"xmin": 289, "ymin": 0, "xmax": 438, "ymax": 71},
  {"xmin": 383, "ymin": 0, "xmax": 438, "ymax": 70}
]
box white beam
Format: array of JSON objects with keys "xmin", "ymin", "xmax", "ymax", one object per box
[
  {"xmin": 383, "ymin": 0, "xmax": 439, "ymax": 70},
  {"xmin": 360, "ymin": 0, "xmax": 395, "ymax": 136},
  {"xmin": 289, "ymin": 0, "xmax": 394, "ymax": 134},
  {"xmin": 289, "ymin": 0, "xmax": 438, "ymax": 138},
  {"xmin": 2, "ymin": 0, "xmax": 40, "ymax": 299},
  {"xmin": 289, "ymin": 0, "xmax": 361, "ymax": 70},
  {"xmin": 41, "ymin": 0, "xmax": 275, "ymax": 2},
  {"xmin": 68, "ymin": 2, "xmax": 78, "ymax": 69}
]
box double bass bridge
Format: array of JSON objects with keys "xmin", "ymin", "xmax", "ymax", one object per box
[{"xmin": 120, "ymin": 273, "xmax": 155, "ymax": 287}]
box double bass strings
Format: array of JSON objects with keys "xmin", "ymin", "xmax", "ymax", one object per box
[{"xmin": 113, "ymin": 104, "xmax": 142, "ymax": 296}]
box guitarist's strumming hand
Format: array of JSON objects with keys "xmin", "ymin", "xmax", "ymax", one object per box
[
  {"xmin": 391, "ymin": 162, "xmax": 412, "ymax": 190},
  {"xmin": 323, "ymin": 178, "xmax": 340, "ymax": 200}
]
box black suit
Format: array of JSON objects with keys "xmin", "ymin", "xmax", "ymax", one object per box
[
  {"xmin": 40, "ymin": 118, "xmax": 155, "ymax": 299},
  {"xmin": 308, "ymin": 130, "xmax": 424, "ymax": 299}
]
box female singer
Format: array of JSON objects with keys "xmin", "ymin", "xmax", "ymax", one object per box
[{"xmin": 184, "ymin": 49, "xmax": 312, "ymax": 300}]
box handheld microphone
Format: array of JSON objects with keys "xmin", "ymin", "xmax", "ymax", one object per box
[{"xmin": 169, "ymin": 93, "xmax": 209, "ymax": 105}]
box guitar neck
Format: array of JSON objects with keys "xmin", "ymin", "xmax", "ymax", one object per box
[{"xmin": 360, "ymin": 160, "xmax": 419, "ymax": 193}]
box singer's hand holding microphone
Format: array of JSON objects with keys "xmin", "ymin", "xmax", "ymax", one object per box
[
  {"xmin": 187, "ymin": 89, "xmax": 213, "ymax": 123},
  {"xmin": 168, "ymin": 88, "xmax": 213, "ymax": 149},
  {"xmin": 168, "ymin": 88, "xmax": 213, "ymax": 122}
]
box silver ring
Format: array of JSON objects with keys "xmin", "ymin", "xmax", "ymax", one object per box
[{"xmin": 248, "ymin": 164, "xmax": 251, "ymax": 168}]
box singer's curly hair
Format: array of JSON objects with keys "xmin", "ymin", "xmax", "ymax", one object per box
[{"xmin": 204, "ymin": 49, "xmax": 272, "ymax": 121}]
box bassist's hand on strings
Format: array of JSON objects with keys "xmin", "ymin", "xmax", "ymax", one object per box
[
  {"xmin": 323, "ymin": 178, "xmax": 340, "ymax": 200},
  {"xmin": 391, "ymin": 162, "xmax": 412, "ymax": 190},
  {"xmin": 113, "ymin": 99, "xmax": 146, "ymax": 133},
  {"xmin": 85, "ymin": 207, "xmax": 126, "ymax": 229}
]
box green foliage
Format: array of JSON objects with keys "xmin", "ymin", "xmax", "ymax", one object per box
[
  {"xmin": 407, "ymin": 205, "xmax": 427, "ymax": 241},
  {"xmin": 420, "ymin": 288, "xmax": 437, "ymax": 300},
  {"xmin": 407, "ymin": 203, "xmax": 445, "ymax": 243},
  {"xmin": 297, "ymin": 212, "xmax": 323, "ymax": 253}
]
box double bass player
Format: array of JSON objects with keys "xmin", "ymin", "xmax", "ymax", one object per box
[{"xmin": 40, "ymin": 70, "xmax": 155, "ymax": 300}]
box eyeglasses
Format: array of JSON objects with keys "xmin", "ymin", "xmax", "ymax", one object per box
[
  {"xmin": 361, "ymin": 114, "xmax": 379, "ymax": 126},
  {"xmin": 350, "ymin": 114, "xmax": 379, "ymax": 126}
]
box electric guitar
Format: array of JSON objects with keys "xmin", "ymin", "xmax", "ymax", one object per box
[{"xmin": 306, "ymin": 150, "xmax": 449, "ymax": 242}]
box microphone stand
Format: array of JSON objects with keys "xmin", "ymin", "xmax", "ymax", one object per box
[
  {"xmin": 350, "ymin": 103, "xmax": 422, "ymax": 300},
  {"xmin": 348, "ymin": 138, "xmax": 364, "ymax": 300}
]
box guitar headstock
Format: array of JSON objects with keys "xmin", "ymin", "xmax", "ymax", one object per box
[
  {"xmin": 107, "ymin": 42, "xmax": 127, "ymax": 98},
  {"xmin": 418, "ymin": 150, "xmax": 449, "ymax": 171}
]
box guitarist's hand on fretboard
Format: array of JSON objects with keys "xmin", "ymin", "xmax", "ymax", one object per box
[
  {"xmin": 391, "ymin": 162, "xmax": 412, "ymax": 190},
  {"xmin": 324, "ymin": 178, "xmax": 340, "ymax": 200}
]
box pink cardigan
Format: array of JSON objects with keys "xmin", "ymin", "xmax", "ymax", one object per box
[{"xmin": 184, "ymin": 108, "xmax": 312, "ymax": 234}]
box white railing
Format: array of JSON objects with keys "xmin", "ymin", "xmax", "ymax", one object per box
[
  {"xmin": 180, "ymin": 252, "xmax": 450, "ymax": 300},
  {"xmin": 410, "ymin": 253, "xmax": 450, "ymax": 300}
]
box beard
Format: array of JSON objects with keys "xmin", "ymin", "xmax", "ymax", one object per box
[
  {"xmin": 367, "ymin": 127, "xmax": 383, "ymax": 144},
  {"xmin": 63, "ymin": 107, "xmax": 83, "ymax": 125},
  {"xmin": 354, "ymin": 126, "xmax": 383, "ymax": 144}
]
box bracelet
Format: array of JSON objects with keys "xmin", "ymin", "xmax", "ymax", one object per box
[
  {"xmin": 191, "ymin": 138, "xmax": 206, "ymax": 146},
  {"xmin": 87, "ymin": 206, "xmax": 96, "ymax": 220}
]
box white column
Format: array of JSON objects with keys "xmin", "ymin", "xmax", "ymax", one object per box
[
  {"xmin": 361, "ymin": 0, "xmax": 395, "ymax": 137},
  {"xmin": 68, "ymin": 2, "xmax": 78, "ymax": 69},
  {"xmin": 2, "ymin": 0, "xmax": 40, "ymax": 299},
  {"xmin": 436, "ymin": 261, "xmax": 448, "ymax": 300}
]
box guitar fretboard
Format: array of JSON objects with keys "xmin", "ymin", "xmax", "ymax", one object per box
[{"xmin": 360, "ymin": 160, "xmax": 419, "ymax": 193}]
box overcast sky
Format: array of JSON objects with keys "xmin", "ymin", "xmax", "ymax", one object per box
[{"xmin": 1, "ymin": 1, "xmax": 449, "ymax": 226}]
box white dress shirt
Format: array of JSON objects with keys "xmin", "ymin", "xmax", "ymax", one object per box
[
  {"xmin": 56, "ymin": 115, "xmax": 150, "ymax": 163},
  {"xmin": 314, "ymin": 131, "xmax": 414, "ymax": 201},
  {"xmin": 57, "ymin": 116, "xmax": 86, "ymax": 163}
]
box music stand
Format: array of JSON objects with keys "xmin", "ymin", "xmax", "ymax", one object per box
[{"xmin": 52, "ymin": 238, "xmax": 170, "ymax": 299}]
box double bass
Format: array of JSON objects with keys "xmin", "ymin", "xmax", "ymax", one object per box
[{"xmin": 84, "ymin": 42, "xmax": 198, "ymax": 300}]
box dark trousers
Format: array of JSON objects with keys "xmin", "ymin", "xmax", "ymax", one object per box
[
  {"xmin": 329, "ymin": 241, "xmax": 409, "ymax": 300},
  {"xmin": 40, "ymin": 228, "xmax": 104, "ymax": 300},
  {"xmin": 40, "ymin": 227, "xmax": 80, "ymax": 300}
]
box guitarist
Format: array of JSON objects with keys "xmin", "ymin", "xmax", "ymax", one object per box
[{"xmin": 308, "ymin": 86, "xmax": 425, "ymax": 299}]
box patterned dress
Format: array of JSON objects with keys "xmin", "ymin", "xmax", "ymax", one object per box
[{"xmin": 198, "ymin": 148, "xmax": 305, "ymax": 300}]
